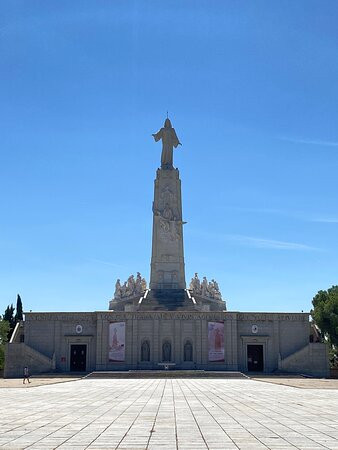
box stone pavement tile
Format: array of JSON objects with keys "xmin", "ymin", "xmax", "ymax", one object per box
[
  {"xmin": 0, "ymin": 432, "xmax": 26, "ymax": 442},
  {"xmin": 207, "ymin": 445, "xmax": 239, "ymax": 450},
  {"xmin": 251, "ymin": 377, "xmax": 338, "ymax": 390},
  {"xmin": 117, "ymin": 447, "xmax": 148, "ymax": 450},
  {"xmin": 26, "ymin": 447, "xmax": 58, "ymax": 450},
  {"xmin": 296, "ymin": 447, "xmax": 328, "ymax": 450},
  {"xmin": 118, "ymin": 436, "xmax": 150, "ymax": 443},
  {"xmin": 202, "ymin": 434, "xmax": 234, "ymax": 442},
  {"xmin": 0, "ymin": 377, "xmax": 82, "ymax": 389},
  {"xmin": 148, "ymin": 446, "xmax": 177, "ymax": 450},
  {"xmin": 205, "ymin": 443, "xmax": 237, "ymax": 448},
  {"xmin": 226, "ymin": 431, "xmax": 254, "ymax": 439},
  {"xmin": 236, "ymin": 446, "xmax": 267, "ymax": 450},
  {"xmin": 86, "ymin": 445, "xmax": 117, "ymax": 449},
  {"xmin": 231, "ymin": 437, "xmax": 266, "ymax": 445},
  {"xmin": 122, "ymin": 428, "xmax": 153, "ymax": 436},
  {"xmin": 1, "ymin": 437, "xmax": 40, "ymax": 448},
  {"xmin": 317, "ymin": 439, "xmax": 338, "ymax": 446},
  {"xmin": 58, "ymin": 444, "xmax": 87, "ymax": 450},
  {"xmin": 286, "ymin": 443, "xmax": 326, "ymax": 449},
  {"xmin": 28, "ymin": 437, "xmax": 70, "ymax": 445},
  {"xmin": 88, "ymin": 438, "xmax": 122, "ymax": 446},
  {"xmin": 87, "ymin": 447, "xmax": 116, "ymax": 450},
  {"xmin": 257, "ymin": 445, "xmax": 289, "ymax": 449},
  {"xmin": 54, "ymin": 445, "xmax": 87, "ymax": 449},
  {"xmin": 261, "ymin": 447, "xmax": 295, "ymax": 450},
  {"xmin": 259, "ymin": 437, "xmax": 294, "ymax": 447},
  {"xmin": 176, "ymin": 445, "xmax": 208, "ymax": 449},
  {"xmin": 0, "ymin": 378, "xmax": 338, "ymax": 450}
]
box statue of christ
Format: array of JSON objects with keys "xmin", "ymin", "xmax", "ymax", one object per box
[{"xmin": 152, "ymin": 118, "xmax": 182, "ymax": 169}]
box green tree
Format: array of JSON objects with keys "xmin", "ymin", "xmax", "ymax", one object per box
[
  {"xmin": 311, "ymin": 285, "xmax": 338, "ymax": 366},
  {"xmin": 0, "ymin": 319, "xmax": 10, "ymax": 370},
  {"xmin": 3, "ymin": 304, "xmax": 15, "ymax": 340},
  {"xmin": 15, "ymin": 294, "xmax": 23, "ymax": 322}
]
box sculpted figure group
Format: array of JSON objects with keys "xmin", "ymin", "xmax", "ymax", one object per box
[
  {"xmin": 153, "ymin": 188, "xmax": 186, "ymax": 243},
  {"xmin": 114, "ymin": 272, "xmax": 147, "ymax": 299},
  {"xmin": 189, "ymin": 273, "xmax": 222, "ymax": 300}
]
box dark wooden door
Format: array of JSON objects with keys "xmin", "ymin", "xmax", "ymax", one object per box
[
  {"xmin": 70, "ymin": 344, "xmax": 87, "ymax": 372},
  {"xmin": 247, "ymin": 345, "xmax": 264, "ymax": 371}
]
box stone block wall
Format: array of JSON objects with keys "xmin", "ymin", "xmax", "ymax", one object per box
[
  {"xmin": 4, "ymin": 343, "xmax": 55, "ymax": 378},
  {"xmin": 278, "ymin": 342, "xmax": 330, "ymax": 377},
  {"xmin": 24, "ymin": 313, "xmax": 97, "ymax": 373}
]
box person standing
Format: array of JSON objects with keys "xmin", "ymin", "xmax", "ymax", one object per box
[{"xmin": 23, "ymin": 366, "xmax": 30, "ymax": 384}]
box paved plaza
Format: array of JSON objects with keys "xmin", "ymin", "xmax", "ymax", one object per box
[{"xmin": 0, "ymin": 378, "xmax": 337, "ymax": 450}]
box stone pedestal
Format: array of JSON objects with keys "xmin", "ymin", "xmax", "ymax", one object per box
[{"xmin": 150, "ymin": 167, "xmax": 186, "ymax": 290}]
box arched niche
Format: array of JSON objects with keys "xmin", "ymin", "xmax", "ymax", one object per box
[
  {"xmin": 141, "ymin": 340, "xmax": 150, "ymax": 362},
  {"xmin": 162, "ymin": 340, "xmax": 171, "ymax": 362},
  {"xmin": 184, "ymin": 340, "xmax": 193, "ymax": 362}
]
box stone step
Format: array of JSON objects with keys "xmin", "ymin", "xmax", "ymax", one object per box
[
  {"xmin": 85, "ymin": 370, "xmax": 248, "ymax": 379},
  {"xmin": 139, "ymin": 289, "xmax": 197, "ymax": 311}
]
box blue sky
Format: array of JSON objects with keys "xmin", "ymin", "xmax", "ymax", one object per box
[{"xmin": 1, "ymin": 1, "xmax": 337, "ymax": 314}]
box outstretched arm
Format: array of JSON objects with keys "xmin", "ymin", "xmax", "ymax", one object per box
[{"xmin": 152, "ymin": 130, "xmax": 162, "ymax": 142}]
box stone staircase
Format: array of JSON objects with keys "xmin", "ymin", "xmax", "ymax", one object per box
[
  {"xmin": 138, "ymin": 289, "xmax": 196, "ymax": 311},
  {"xmin": 4, "ymin": 342, "xmax": 55, "ymax": 378},
  {"xmin": 278, "ymin": 343, "xmax": 330, "ymax": 377},
  {"xmin": 85, "ymin": 370, "xmax": 248, "ymax": 379}
]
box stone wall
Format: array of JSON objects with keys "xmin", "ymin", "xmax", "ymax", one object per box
[
  {"xmin": 236, "ymin": 312, "xmax": 310, "ymax": 373},
  {"xmin": 24, "ymin": 312, "xmax": 97, "ymax": 373},
  {"xmin": 4, "ymin": 343, "xmax": 55, "ymax": 378},
  {"xmin": 278, "ymin": 343, "xmax": 330, "ymax": 377},
  {"xmin": 4, "ymin": 310, "xmax": 330, "ymax": 377}
]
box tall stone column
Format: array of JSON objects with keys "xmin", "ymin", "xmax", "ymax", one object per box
[{"xmin": 150, "ymin": 167, "xmax": 186, "ymax": 289}]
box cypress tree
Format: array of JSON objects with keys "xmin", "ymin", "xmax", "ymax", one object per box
[
  {"xmin": 15, "ymin": 294, "xmax": 23, "ymax": 321},
  {"xmin": 4, "ymin": 305, "xmax": 15, "ymax": 327},
  {"xmin": 0, "ymin": 318, "xmax": 10, "ymax": 369}
]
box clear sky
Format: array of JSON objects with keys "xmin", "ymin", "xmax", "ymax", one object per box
[{"xmin": 1, "ymin": 1, "xmax": 337, "ymax": 314}]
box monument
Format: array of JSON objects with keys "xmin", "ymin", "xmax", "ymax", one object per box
[
  {"xmin": 150, "ymin": 118, "xmax": 185, "ymax": 290},
  {"xmin": 4, "ymin": 118, "xmax": 329, "ymax": 377},
  {"xmin": 109, "ymin": 117, "xmax": 224, "ymax": 313}
]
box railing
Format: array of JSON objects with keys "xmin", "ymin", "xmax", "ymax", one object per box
[{"xmin": 9, "ymin": 321, "xmax": 23, "ymax": 343}]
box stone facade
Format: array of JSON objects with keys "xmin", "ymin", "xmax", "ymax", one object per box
[{"xmin": 5, "ymin": 311, "xmax": 329, "ymax": 377}]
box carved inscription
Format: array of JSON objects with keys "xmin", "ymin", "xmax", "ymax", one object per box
[
  {"xmin": 98, "ymin": 312, "xmax": 228, "ymax": 321},
  {"xmin": 25, "ymin": 313, "xmax": 97, "ymax": 322},
  {"xmin": 25, "ymin": 311, "xmax": 308, "ymax": 323},
  {"xmin": 237, "ymin": 313, "xmax": 308, "ymax": 322}
]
